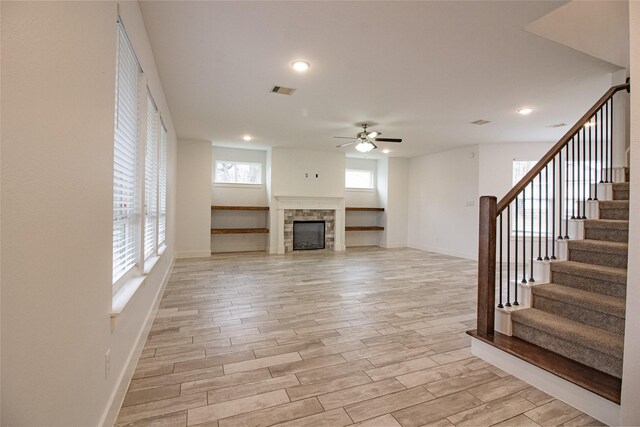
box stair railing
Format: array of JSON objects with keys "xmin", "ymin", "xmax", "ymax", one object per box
[{"xmin": 477, "ymin": 81, "xmax": 630, "ymax": 337}]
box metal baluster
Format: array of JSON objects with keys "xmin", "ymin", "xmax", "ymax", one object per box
[
  {"xmin": 577, "ymin": 130, "xmax": 581, "ymax": 218},
  {"xmin": 610, "ymin": 97, "xmax": 614, "ymax": 183},
  {"xmin": 522, "ymin": 187, "xmax": 527, "ymax": 285},
  {"xmin": 537, "ymin": 173, "xmax": 542, "ymax": 261},
  {"xmin": 544, "ymin": 166, "xmax": 550, "ymax": 260},
  {"xmin": 582, "ymin": 126, "xmax": 586, "ymax": 218},
  {"xmin": 558, "ymin": 151, "xmax": 563, "ymax": 240},
  {"xmin": 603, "ymin": 102, "xmax": 608, "ymax": 183},
  {"xmin": 506, "ymin": 205, "xmax": 511, "ymax": 307},
  {"xmin": 530, "ymin": 181, "xmax": 535, "ymax": 283},
  {"xmin": 565, "ymin": 145, "xmax": 570, "ymax": 239},
  {"xmin": 589, "ymin": 113, "xmax": 598, "ymax": 200},
  {"xmin": 571, "ymin": 137, "xmax": 576, "ymax": 220},
  {"xmin": 595, "ymin": 107, "xmax": 601, "ymax": 198},
  {"xmin": 551, "ymin": 160, "xmax": 556, "ymax": 260},
  {"xmin": 498, "ymin": 213, "xmax": 503, "ymax": 308}
]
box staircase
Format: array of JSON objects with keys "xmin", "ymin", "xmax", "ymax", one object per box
[
  {"xmin": 471, "ymin": 82, "xmax": 631, "ymax": 410},
  {"xmin": 511, "ymin": 180, "xmax": 629, "ymax": 379}
]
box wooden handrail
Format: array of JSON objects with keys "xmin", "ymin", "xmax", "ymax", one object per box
[{"xmin": 496, "ymin": 82, "xmax": 630, "ymax": 214}]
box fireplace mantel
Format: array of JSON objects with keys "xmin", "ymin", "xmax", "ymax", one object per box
[{"xmin": 270, "ymin": 195, "xmax": 346, "ymax": 254}]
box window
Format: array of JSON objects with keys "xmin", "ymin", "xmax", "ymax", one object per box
[
  {"xmin": 214, "ymin": 161, "xmax": 262, "ymax": 184},
  {"xmin": 144, "ymin": 93, "xmax": 159, "ymax": 260},
  {"xmin": 345, "ymin": 169, "xmax": 374, "ymax": 189},
  {"xmin": 113, "ymin": 20, "xmax": 142, "ymax": 285},
  {"xmin": 512, "ymin": 160, "xmax": 549, "ymax": 236},
  {"xmin": 113, "ymin": 19, "xmax": 169, "ymax": 293},
  {"xmin": 158, "ymin": 122, "xmax": 168, "ymax": 249}
]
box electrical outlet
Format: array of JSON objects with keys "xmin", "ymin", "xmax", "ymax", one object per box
[{"xmin": 105, "ymin": 349, "xmax": 111, "ymax": 379}]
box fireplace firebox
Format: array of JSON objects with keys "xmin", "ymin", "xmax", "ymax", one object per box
[{"xmin": 293, "ymin": 221, "xmax": 325, "ymax": 250}]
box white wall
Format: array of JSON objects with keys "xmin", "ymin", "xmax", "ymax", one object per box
[
  {"xmin": 478, "ymin": 142, "xmax": 554, "ymax": 200},
  {"xmin": 407, "ymin": 146, "xmax": 480, "ymax": 260},
  {"xmin": 270, "ymin": 148, "xmax": 346, "ymax": 198},
  {"xmin": 211, "ymin": 147, "xmax": 268, "ymax": 252},
  {"xmin": 176, "ymin": 139, "xmax": 212, "ymax": 258},
  {"xmin": 620, "ymin": 1, "xmax": 640, "ymax": 424},
  {"xmin": 385, "ymin": 158, "xmax": 410, "ymax": 248},
  {"xmin": 1, "ymin": 2, "xmax": 178, "ymax": 425}
]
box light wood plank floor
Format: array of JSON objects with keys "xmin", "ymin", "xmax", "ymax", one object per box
[{"xmin": 116, "ymin": 248, "xmax": 603, "ymax": 427}]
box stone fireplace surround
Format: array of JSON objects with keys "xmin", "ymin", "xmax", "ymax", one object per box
[{"xmin": 272, "ymin": 196, "xmax": 346, "ymax": 254}]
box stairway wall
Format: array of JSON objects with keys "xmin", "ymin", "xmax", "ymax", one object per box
[{"xmin": 620, "ymin": 1, "xmax": 640, "ymax": 423}]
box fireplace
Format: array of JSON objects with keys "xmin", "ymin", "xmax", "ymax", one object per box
[{"xmin": 293, "ymin": 221, "xmax": 325, "ymax": 250}]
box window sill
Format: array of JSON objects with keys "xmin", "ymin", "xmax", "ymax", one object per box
[
  {"xmin": 346, "ymin": 188, "xmax": 376, "ymax": 193},
  {"xmin": 144, "ymin": 255, "xmax": 161, "ymax": 275},
  {"xmin": 213, "ymin": 183, "xmax": 264, "ymax": 189},
  {"xmin": 111, "ymin": 275, "xmax": 146, "ymax": 321}
]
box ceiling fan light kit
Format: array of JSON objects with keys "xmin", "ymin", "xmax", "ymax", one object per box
[
  {"xmin": 334, "ymin": 124, "xmax": 402, "ymax": 152},
  {"xmin": 355, "ymin": 140, "xmax": 376, "ymax": 153}
]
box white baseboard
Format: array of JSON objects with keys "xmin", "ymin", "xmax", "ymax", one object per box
[
  {"xmin": 471, "ymin": 337, "xmax": 620, "ymax": 426},
  {"xmin": 380, "ymin": 242, "xmax": 407, "ymax": 249},
  {"xmin": 176, "ymin": 250, "xmax": 211, "ymax": 259},
  {"xmin": 99, "ymin": 255, "xmax": 175, "ymax": 427}
]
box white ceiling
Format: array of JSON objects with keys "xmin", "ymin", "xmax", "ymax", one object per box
[{"xmin": 139, "ymin": 1, "xmax": 620, "ymax": 158}]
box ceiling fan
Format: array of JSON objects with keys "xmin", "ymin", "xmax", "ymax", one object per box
[{"xmin": 334, "ymin": 124, "xmax": 402, "ymax": 153}]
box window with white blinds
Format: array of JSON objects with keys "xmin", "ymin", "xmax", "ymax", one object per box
[
  {"xmin": 144, "ymin": 94, "xmax": 159, "ymax": 260},
  {"xmin": 113, "ymin": 21, "xmax": 142, "ymax": 284},
  {"xmin": 158, "ymin": 122, "xmax": 168, "ymax": 248}
]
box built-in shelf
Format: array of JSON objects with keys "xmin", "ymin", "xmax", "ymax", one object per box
[
  {"xmin": 345, "ymin": 207, "xmax": 384, "ymax": 232},
  {"xmin": 211, "ymin": 228, "xmax": 269, "ymax": 234},
  {"xmin": 345, "ymin": 226, "xmax": 384, "ymax": 231},
  {"xmin": 345, "ymin": 207, "xmax": 384, "ymax": 212},
  {"xmin": 211, "ymin": 205, "xmax": 269, "ymax": 211}
]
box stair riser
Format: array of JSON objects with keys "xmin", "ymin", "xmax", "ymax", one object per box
[
  {"xmin": 551, "ymin": 271, "xmax": 626, "ymax": 298},
  {"xmin": 533, "ymin": 295, "xmax": 625, "ymax": 334},
  {"xmin": 599, "ymin": 208, "xmax": 629, "ymax": 220},
  {"xmin": 613, "ymin": 190, "xmax": 629, "ymax": 200},
  {"xmin": 583, "ymin": 228, "xmax": 628, "ymax": 243},
  {"xmin": 511, "ymin": 322, "xmax": 622, "ymax": 378},
  {"xmin": 568, "ymin": 248, "xmax": 627, "ymax": 269}
]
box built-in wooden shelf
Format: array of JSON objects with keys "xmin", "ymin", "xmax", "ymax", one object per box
[
  {"xmin": 345, "ymin": 226, "xmax": 384, "ymax": 231},
  {"xmin": 211, "ymin": 228, "xmax": 269, "ymax": 235},
  {"xmin": 467, "ymin": 330, "xmax": 621, "ymax": 404},
  {"xmin": 346, "ymin": 207, "xmax": 384, "ymax": 212},
  {"xmin": 211, "ymin": 205, "xmax": 269, "ymax": 211}
]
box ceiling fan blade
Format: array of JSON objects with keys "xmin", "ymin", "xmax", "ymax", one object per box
[
  {"xmin": 336, "ymin": 141, "xmax": 356, "ymax": 148},
  {"xmin": 375, "ymin": 138, "xmax": 402, "ymax": 143},
  {"xmin": 333, "ymin": 136, "xmax": 354, "ymax": 139}
]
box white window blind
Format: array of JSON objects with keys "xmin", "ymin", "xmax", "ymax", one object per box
[
  {"xmin": 144, "ymin": 93, "xmax": 159, "ymax": 260},
  {"xmin": 158, "ymin": 122, "xmax": 168, "ymax": 248},
  {"xmin": 113, "ymin": 21, "xmax": 141, "ymax": 284}
]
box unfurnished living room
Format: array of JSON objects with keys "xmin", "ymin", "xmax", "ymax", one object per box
[{"xmin": 2, "ymin": 1, "xmax": 640, "ymax": 426}]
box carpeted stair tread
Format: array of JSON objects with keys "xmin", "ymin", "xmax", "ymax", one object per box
[
  {"xmin": 550, "ymin": 261, "xmax": 626, "ymax": 284},
  {"xmin": 511, "ymin": 308, "xmax": 624, "ymax": 357},
  {"xmin": 533, "ymin": 284, "xmax": 625, "ymax": 318},
  {"xmin": 568, "ymin": 239, "xmax": 628, "ymax": 255},
  {"xmin": 550, "ymin": 261, "xmax": 627, "ymax": 298},
  {"xmin": 583, "ymin": 219, "xmax": 629, "ymax": 230},
  {"xmin": 598, "ymin": 200, "xmax": 629, "ymax": 220},
  {"xmin": 583, "ymin": 219, "xmax": 629, "ymax": 242}
]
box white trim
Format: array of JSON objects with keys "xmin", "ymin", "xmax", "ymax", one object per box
[
  {"xmin": 143, "ymin": 255, "xmax": 160, "ymax": 275},
  {"xmin": 111, "ymin": 276, "xmax": 145, "ymax": 320},
  {"xmin": 176, "ymin": 250, "xmax": 212, "ymax": 259},
  {"xmin": 471, "ymin": 337, "xmax": 620, "ymax": 426},
  {"xmin": 100, "ymin": 255, "xmax": 175, "ymax": 427},
  {"xmin": 213, "ymin": 182, "xmax": 265, "ymax": 189}
]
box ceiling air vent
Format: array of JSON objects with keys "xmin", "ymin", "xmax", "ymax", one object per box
[
  {"xmin": 271, "ymin": 85, "xmax": 296, "ymax": 96},
  {"xmin": 548, "ymin": 123, "xmax": 567, "ymax": 128},
  {"xmin": 470, "ymin": 119, "xmax": 491, "ymax": 125}
]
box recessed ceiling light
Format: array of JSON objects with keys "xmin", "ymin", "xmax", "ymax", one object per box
[
  {"xmin": 290, "ymin": 60, "xmax": 310, "ymax": 72},
  {"xmin": 243, "ymin": 135, "xmax": 252, "ymax": 141},
  {"xmin": 382, "ymin": 149, "xmax": 390, "ymax": 154},
  {"xmin": 518, "ymin": 107, "xmax": 534, "ymax": 115}
]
